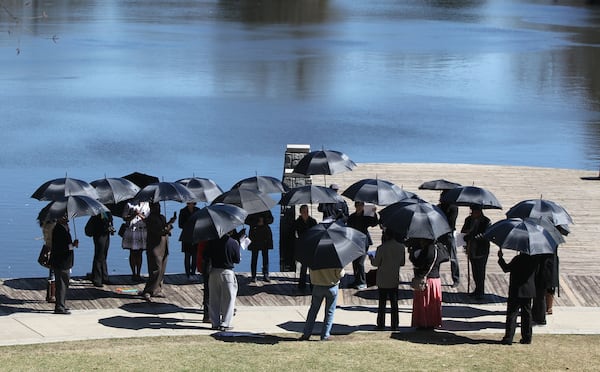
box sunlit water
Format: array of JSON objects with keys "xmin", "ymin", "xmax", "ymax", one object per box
[{"xmin": 1, "ymin": 0, "xmax": 599, "ymax": 278}]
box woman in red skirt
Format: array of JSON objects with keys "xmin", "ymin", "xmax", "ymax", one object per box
[{"xmin": 409, "ymin": 238, "xmax": 448, "ymax": 329}]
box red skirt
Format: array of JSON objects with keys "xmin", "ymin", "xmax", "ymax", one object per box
[{"xmin": 411, "ymin": 277, "xmax": 442, "ymax": 328}]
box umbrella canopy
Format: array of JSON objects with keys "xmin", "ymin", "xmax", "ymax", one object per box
[
  {"xmin": 231, "ymin": 175, "xmax": 287, "ymax": 194},
  {"xmin": 342, "ymin": 178, "xmax": 416, "ymax": 206},
  {"xmin": 483, "ymin": 218, "xmax": 561, "ymax": 255},
  {"xmin": 380, "ymin": 199, "xmax": 451, "ymax": 241},
  {"xmin": 292, "ymin": 149, "xmax": 356, "ymax": 176},
  {"xmin": 278, "ymin": 185, "xmax": 341, "ymax": 206},
  {"xmin": 122, "ymin": 172, "xmax": 160, "ymax": 189},
  {"xmin": 180, "ymin": 203, "xmax": 248, "ymax": 243},
  {"xmin": 37, "ymin": 195, "xmax": 110, "ymax": 222},
  {"xmin": 31, "ymin": 177, "xmax": 99, "ymax": 201},
  {"xmin": 439, "ymin": 185, "xmax": 502, "ymax": 209},
  {"xmin": 90, "ymin": 177, "xmax": 141, "ymax": 205},
  {"xmin": 211, "ymin": 188, "xmax": 277, "ymax": 214},
  {"xmin": 296, "ymin": 221, "xmax": 367, "ymax": 270},
  {"xmin": 133, "ymin": 182, "xmax": 196, "ymax": 203},
  {"xmin": 176, "ymin": 177, "xmax": 223, "ymax": 203},
  {"xmin": 506, "ymin": 199, "xmax": 573, "ymax": 227},
  {"xmin": 418, "ymin": 179, "xmax": 462, "ymax": 190}
]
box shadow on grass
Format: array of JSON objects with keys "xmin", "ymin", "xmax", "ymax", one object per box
[
  {"xmin": 211, "ymin": 331, "xmax": 298, "ymax": 344},
  {"xmin": 98, "ymin": 315, "xmax": 206, "ymax": 331},
  {"xmin": 391, "ymin": 330, "xmax": 499, "ymax": 345},
  {"xmin": 119, "ymin": 302, "xmax": 204, "ymax": 315}
]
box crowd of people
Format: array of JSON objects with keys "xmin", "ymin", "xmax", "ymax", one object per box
[{"xmin": 37, "ymin": 183, "xmax": 561, "ymax": 346}]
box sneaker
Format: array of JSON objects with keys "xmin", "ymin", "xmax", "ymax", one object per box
[
  {"xmin": 54, "ymin": 308, "xmax": 71, "ymax": 315},
  {"xmin": 219, "ymin": 326, "xmax": 234, "ymax": 331},
  {"xmin": 355, "ymin": 284, "xmax": 367, "ymax": 290}
]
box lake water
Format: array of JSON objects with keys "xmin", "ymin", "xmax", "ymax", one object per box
[{"xmin": 1, "ymin": 0, "xmax": 599, "ymax": 279}]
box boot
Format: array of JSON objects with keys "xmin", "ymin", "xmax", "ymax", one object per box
[
  {"xmin": 545, "ymin": 293, "xmax": 554, "ymax": 315},
  {"xmin": 46, "ymin": 280, "xmax": 56, "ymax": 303}
]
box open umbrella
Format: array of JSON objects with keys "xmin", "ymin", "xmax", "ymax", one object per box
[
  {"xmin": 483, "ymin": 218, "xmax": 561, "ymax": 255},
  {"xmin": 37, "ymin": 195, "xmax": 110, "ymax": 222},
  {"xmin": 506, "ymin": 199, "xmax": 573, "ymax": 227},
  {"xmin": 296, "ymin": 221, "xmax": 367, "ymax": 270},
  {"xmin": 90, "ymin": 177, "xmax": 141, "ymax": 204},
  {"xmin": 180, "ymin": 203, "xmax": 248, "ymax": 243},
  {"xmin": 418, "ymin": 179, "xmax": 462, "ymax": 190},
  {"xmin": 278, "ymin": 185, "xmax": 341, "ymax": 206},
  {"xmin": 439, "ymin": 185, "xmax": 502, "ymax": 209},
  {"xmin": 133, "ymin": 182, "xmax": 196, "ymax": 203},
  {"xmin": 342, "ymin": 178, "xmax": 416, "ymax": 206},
  {"xmin": 292, "ymin": 149, "xmax": 356, "ymax": 184},
  {"xmin": 380, "ymin": 199, "xmax": 451, "ymax": 241},
  {"xmin": 231, "ymin": 175, "xmax": 287, "ymax": 194},
  {"xmin": 122, "ymin": 172, "xmax": 160, "ymax": 189},
  {"xmin": 31, "ymin": 177, "xmax": 99, "ymax": 201},
  {"xmin": 176, "ymin": 177, "xmax": 223, "ymax": 203},
  {"xmin": 211, "ymin": 188, "xmax": 277, "ymax": 214}
]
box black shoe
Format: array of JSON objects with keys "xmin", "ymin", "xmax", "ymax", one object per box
[
  {"xmin": 250, "ymin": 277, "xmax": 257, "ymax": 283},
  {"xmin": 202, "ymin": 316, "xmax": 211, "ymax": 324},
  {"xmin": 54, "ymin": 308, "xmax": 71, "ymax": 315},
  {"xmin": 500, "ymin": 338, "xmax": 512, "ymax": 345},
  {"xmin": 298, "ymin": 335, "xmax": 310, "ymax": 341},
  {"xmin": 263, "ymin": 276, "xmax": 271, "ymax": 282},
  {"xmin": 519, "ymin": 339, "xmax": 532, "ymax": 344},
  {"xmin": 102, "ymin": 279, "xmax": 112, "ymax": 285},
  {"xmin": 93, "ymin": 282, "xmax": 103, "ymax": 288}
]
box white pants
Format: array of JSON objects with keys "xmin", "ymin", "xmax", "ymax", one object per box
[{"xmin": 208, "ymin": 268, "xmax": 238, "ymax": 329}]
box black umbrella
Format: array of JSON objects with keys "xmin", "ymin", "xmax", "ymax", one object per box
[
  {"xmin": 418, "ymin": 179, "xmax": 462, "ymax": 190},
  {"xmin": 37, "ymin": 195, "xmax": 110, "ymax": 222},
  {"xmin": 176, "ymin": 177, "xmax": 223, "ymax": 203},
  {"xmin": 483, "ymin": 218, "xmax": 560, "ymax": 255},
  {"xmin": 296, "ymin": 221, "xmax": 367, "ymax": 270},
  {"xmin": 133, "ymin": 182, "xmax": 196, "ymax": 203},
  {"xmin": 380, "ymin": 199, "xmax": 451, "ymax": 241},
  {"xmin": 31, "ymin": 177, "xmax": 99, "ymax": 201},
  {"xmin": 231, "ymin": 175, "xmax": 288, "ymax": 194},
  {"xmin": 439, "ymin": 185, "xmax": 502, "ymax": 209},
  {"xmin": 278, "ymin": 185, "xmax": 341, "ymax": 206},
  {"xmin": 342, "ymin": 178, "xmax": 415, "ymax": 206},
  {"xmin": 180, "ymin": 203, "xmax": 248, "ymax": 243},
  {"xmin": 90, "ymin": 177, "xmax": 141, "ymax": 204},
  {"xmin": 122, "ymin": 172, "xmax": 160, "ymax": 189},
  {"xmin": 292, "ymin": 149, "xmax": 356, "ymax": 184},
  {"xmin": 211, "ymin": 188, "xmax": 277, "ymax": 214},
  {"xmin": 506, "ymin": 199, "xmax": 573, "ymax": 227}
]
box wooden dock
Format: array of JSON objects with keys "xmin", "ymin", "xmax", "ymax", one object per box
[{"xmin": 2, "ymin": 163, "xmax": 599, "ymax": 314}]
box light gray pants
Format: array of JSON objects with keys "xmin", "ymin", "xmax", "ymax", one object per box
[{"xmin": 208, "ymin": 268, "xmax": 238, "ymax": 329}]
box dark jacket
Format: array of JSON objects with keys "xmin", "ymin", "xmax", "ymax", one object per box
[
  {"xmin": 204, "ymin": 235, "xmax": 241, "ymax": 270},
  {"xmin": 248, "ymin": 211, "xmax": 274, "ymax": 251},
  {"xmin": 536, "ymin": 253, "xmax": 559, "ymax": 290},
  {"xmin": 461, "ymin": 214, "xmax": 491, "ymax": 259},
  {"xmin": 293, "ymin": 215, "xmax": 317, "ymax": 238},
  {"xmin": 85, "ymin": 213, "xmax": 113, "ymax": 238},
  {"xmin": 50, "ymin": 222, "xmax": 74, "ymax": 270},
  {"xmin": 146, "ymin": 212, "xmax": 172, "ymax": 251},
  {"xmin": 499, "ymin": 253, "xmax": 537, "ymax": 298},
  {"xmin": 408, "ymin": 242, "xmax": 449, "ymax": 279}
]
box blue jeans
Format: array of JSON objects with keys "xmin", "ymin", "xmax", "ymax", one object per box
[{"xmin": 302, "ymin": 284, "xmax": 339, "ymax": 339}]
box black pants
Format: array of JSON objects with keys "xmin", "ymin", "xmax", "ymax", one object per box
[
  {"xmin": 504, "ymin": 296, "xmax": 533, "ymax": 342},
  {"xmin": 182, "ymin": 242, "xmax": 197, "ymax": 277},
  {"xmin": 470, "ymin": 255, "xmax": 488, "ymax": 296},
  {"xmin": 91, "ymin": 234, "xmax": 110, "ymax": 285},
  {"xmin": 352, "ymin": 253, "xmax": 366, "ymax": 286},
  {"xmin": 251, "ymin": 248, "xmax": 269, "ymax": 278},
  {"xmin": 299, "ymin": 263, "xmax": 309, "ymax": 288},
  {"xmin": 446, "ymin": 234, "xmax": 460, "ymax": 284},
  {"xmin": 377, "ymin": 288, "xmax": 399, "ymax": 329},
  {"xmin": 54, "ymin": 268, "xmax": 70, "ymax": 311}
]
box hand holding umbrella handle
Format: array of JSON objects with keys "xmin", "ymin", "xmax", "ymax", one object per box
[{"xmin": 497, "ymin": 248, "xmax": 503, "ymax": 258}]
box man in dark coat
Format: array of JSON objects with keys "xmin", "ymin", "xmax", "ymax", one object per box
[
  {"xmin": 178, "ymin": 202, "xmax": 200, "ymax": 280},
  {"xmin": 317, "ymin": 184, "xmax": 349, "ymax": 223},
  {"xmin": 247, "ymin": 210, "xmax": 274, "ymax": 282},
  {"xmin": 461, "ymin": 205, "xmax": 491, "ymax": 299},
  {"xmin": 293, "ymin": 204, "xmax": 317, "ymax": 290},
  {"xmin": 347, "ymin": 201, "xmax": 379, "ymax": 289},
  {"xmin": 498, "ymin": 249, "xmax": 538, "ymax": 345},
  {"xmin": 85, "ymin": 212, "xmax": 114, "ymax": 287},
  {"xmin": 437, "ymin": 190, "xmax": 460, "ymax": 287},
  {"xmin": 50, "ymin": 215, "xmax": 78, "ymax": 314}
]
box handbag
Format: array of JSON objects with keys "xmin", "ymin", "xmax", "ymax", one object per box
[
  {"xmin": 410, "ymin": 247, "xmax": 437, "ymax": 292},
  {"xmin": 118, "ymin": 223, "xmax": 127, "ymax": 238},
  {"xmin": 37, "ymin": 244, "xmax": 51, "ymax": 268},
  {"xmin": 366, "ymin": 269, "xmax": 377, "ymax": 287}
]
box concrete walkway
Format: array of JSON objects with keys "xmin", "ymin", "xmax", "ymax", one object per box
[{"xmin": 2, "ymin": 303, "xmax": 600, "ymax": 346}]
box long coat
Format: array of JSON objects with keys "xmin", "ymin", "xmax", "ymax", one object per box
[
  {"xmin": 50, "ymin": 222, "xmax": 74, "ymax": 271},
  {"xmin": 498, "ymin": 253, "xmax": 537, "ymax": 298}
]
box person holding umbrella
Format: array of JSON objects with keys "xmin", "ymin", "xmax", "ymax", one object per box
[
  {"xmin": 437, "ymin": 190, "xmax": 460, "ymax": 288},
  {"xmin": 498, "ymin": 249, "xmax": 538, "ymax": 345},
  {"xmin": 347, "ymin": 201, "xmax": 379, "ymax": 289},
  {"xmin": 292, "ymin": 204, "xmax": 317, "ymax": 290},
  {"xmin": 179, "ymin": 202, "xmax": 200, "ymax": 281},
  {"xmin": 317, "ymin": 184, "xmax": 349, "ymax": 223},
  {"xmin": 247, "ymin": 210, "xmax": 274, "ymax": 283},
  {"xmin": 121, "ymin": 201, "xmax": 150, "ymax": 283},
  {"xmin": 84, "ymin": 211, "xmax": 115, "ymax": 287},
  {"xmin": 140, "ymin": 203, "xmax": 176, "ymax": 301},
  {"xmin": 460, "ymin": 205, "xmax": 491, "ymax": 299},
  {"xmin": 50, "ymin": 215, "xmax": 79, "ymax": 314}
]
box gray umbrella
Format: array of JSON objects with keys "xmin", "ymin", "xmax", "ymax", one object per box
[
  {"xmin": 278, "ymin": 185, "xmax": 341, "ymax": 206},
  {"xmin": 483, "ymin": 218, "xmax": 560, "ymax": 255},
  {"xmin": 418, "ymin": 179, "xmax": 462, "ymax": 190},
  {"xmin": 91, "ymin": 177, "xmax": 141, "ymax": 204},
  {"xmin": 211, "ymin": 188, "xmax": 277, "ymax": 214},
  {"xmin": 133, "ymin": 182, "xmax": 196, "ymax": 203},
  {"xmin": 176, "ymin": 177, "xmax": 223, "ymax": 203},
  {"xmin": 342, "ymin": 178, "xmax": 416, "ymax": 206},
  {"xmin": 506, "ymin": 199, "xmax": 573, "ymax": 227},
  {"xmin": 439, "ymin": 185, "xmax": 502, "ymax": 209},
  {"xmin": 231, "ymin": 175, "xmax": 287, "ymax": 194},
  {"xmin": 180, "ymin": 203, "xmax": 248, "ymax": 243},
  {"xmin": 380, "ymin": 199, "xmax": 451, "ymax": 241},
  {"xmin": 31, "ymin": 177, "xmax": 99, "ymax": 201},
  {"xmin": 296, "ymin": 221, "xmax": 367, "ymax": 270}
]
